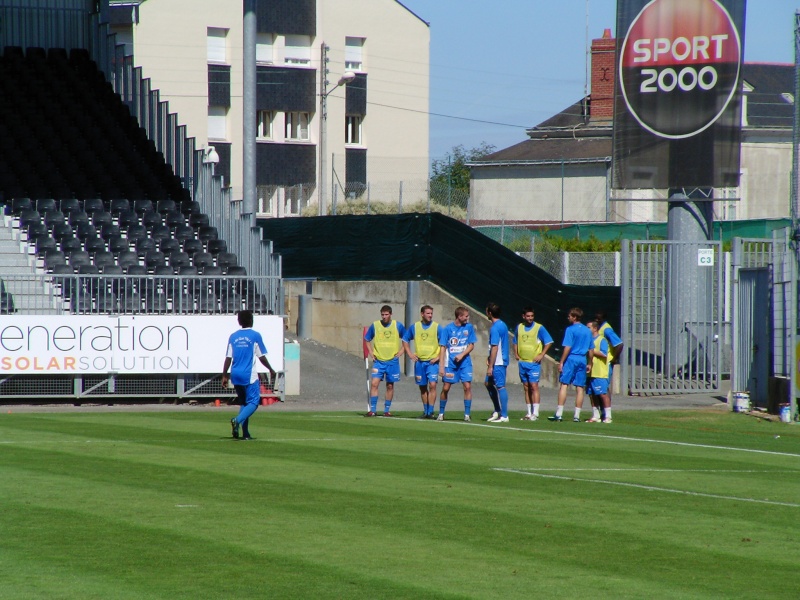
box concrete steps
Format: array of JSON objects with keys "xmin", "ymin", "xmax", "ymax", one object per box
[{"xmin": 0, "ymin": 216, "xmax": 64, "ymax": 314}]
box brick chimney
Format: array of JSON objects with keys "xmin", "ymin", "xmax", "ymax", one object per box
[{"xmin": 590, "ymin": 28, "xmax": 616, "ymax": 122}]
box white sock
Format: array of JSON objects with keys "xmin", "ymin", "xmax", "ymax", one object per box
[
  {"xmin": 605, "ymin": 408, "xmax": 612, "ymax": 420},
  {"xmin": 527, "ymin": 404, "xmax": 533, "ymax": 415},
  {"xmin": 533, "ymin": 404, "xmax": 540, "ymax": 417},
  {"xmin": 574, "ymin": 407, "xmax": 581, "ymax": 419},
  {"xmin": 593, "ymin": 407, "xmax": 601, "ymax": 419},
  {"xmin": 555, "ymin": 406, "xmax": 563, "ymax": 417}
]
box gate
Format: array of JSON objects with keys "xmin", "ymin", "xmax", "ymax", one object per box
[{"xmin": 621, "ymin": 240, "xmax": 724, "ymax": 394}]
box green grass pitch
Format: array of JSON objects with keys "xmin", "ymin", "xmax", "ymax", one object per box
[{"xmin": 1, "ymin": 408, "xmax": 799, "ymax": 599}]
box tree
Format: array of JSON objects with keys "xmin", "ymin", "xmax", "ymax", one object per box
[{"xmin": 430, "ymin": 142, "xmax": 496, "ymax": 194}]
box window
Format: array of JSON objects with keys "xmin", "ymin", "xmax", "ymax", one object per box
[
  {"xmin": 257, "ymin": 110, "xmax": 274, "ymax": 139},
  {"xmin": 345, "ymin": 37, "xmax": 364, "ymax": 71},
  {"xmin": 345, "ymin": 115, "xmax": 362, "ymax": 145},
  {"xmin": 285, "ymin": 34, "xmax": 311, "ymax": 66},
  {"xmin": 284, "ymin": 112, "xmax": 310, "ymax": 141},
  {"xmin": 256, "ymin": 33, "xmax": 273, "ymax": 64},
  {"xmin": 208, "ymin": 106, "xmax": 227, "ymax": 140},
  {"xmin": 207, "ymin": 28, "xmax": 228, "ymax": 63},
  {"xmin": 257, "ymin": 185, "xmax": 277, "ymax": 216}
]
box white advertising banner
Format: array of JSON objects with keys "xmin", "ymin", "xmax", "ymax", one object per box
[{"xmin": 0, "ymin": 315, "xmax": 285, "ymax": 375}]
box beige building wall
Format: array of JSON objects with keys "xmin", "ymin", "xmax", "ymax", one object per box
[
  {"xmin": 125, "ymin": 0, "xmax": 429, "ymax": 206},
  {"xmin": 470, "ymin": 164, "xmax": 609, "ymax": 222},
  {"xmin": 739, "ymin": 140, "xmax": 792, "ymax": 219}
]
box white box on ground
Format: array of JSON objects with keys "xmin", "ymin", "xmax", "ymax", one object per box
[{"xmin": 283, "ymin": 340, "xmax": 300, "ymax": 395}]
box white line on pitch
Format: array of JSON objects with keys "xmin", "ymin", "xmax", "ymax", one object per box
[
  {"xmin": 508, "ymin": 468, "xmax": 796, "ymax": 473},
  {"xmin": 453, "ymin": 420, "xmax": 800, "ymax": 459},
  {"xmin": 494, "ymin": 468, "xmax": 800, "ymax": 508}
]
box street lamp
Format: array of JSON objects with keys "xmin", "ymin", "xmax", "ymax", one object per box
[{"xmin": 319, "ymin": 68, "xmax": 356, "ymax": 215}]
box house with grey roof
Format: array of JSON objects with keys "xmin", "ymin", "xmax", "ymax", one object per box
[{"xmin": 468, "ymin": 30, "xmax": 794, "ymax": 225}]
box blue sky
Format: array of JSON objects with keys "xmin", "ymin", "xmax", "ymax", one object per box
[{"xmin": 398, "ymin": 0, "xmax": 796, "ymax": 159}]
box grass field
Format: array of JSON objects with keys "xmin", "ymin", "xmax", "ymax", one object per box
[{"xmin": 2, "ymin": 407, "xmax": 799, "ymax": 599}]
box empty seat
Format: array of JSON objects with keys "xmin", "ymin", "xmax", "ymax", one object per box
[
  {"xmin": 135, "ymin": 237, "xmax": 156, "ymax": 257},
  {"xmin": 133, "ymin": 199, "xmax": 154, "ymax": 214},
  {"xmin": 206, "ymin": 239, "xmax": 228, "ymax": 255},
  {"xmin": 144, "ymin": 249, "xmax": 166, "ymax": 270},
  {"xmin": 51, "ymin": 222, "xmax": 73, "ymax": 242},
  {"xmin": 226, "ymin": 265, "xmax": 247, "ymax": 276},
  {"xmin": 18, "ymin": 209, "xmax": 42, "ymax": 229},
  {"xmin": 93, "ymin": 251, "xmax": 116, "ymax": 269},
  {"xmin": 84, "ymin": 236, "xmax": 106, "ymax": 254},
  {"xmin": 70, "ymin": 293, "xmax": 93, "ymax": 314},
  {"xmin": 159, "ymin": 238, "xmax": 180, "ymax": 254},
  {"xmin": 121, "ymin": 292, "xmax": 142, "ymax": 313},
  {"xmin": 117, "ymin": 210, "xmax": 138, "ymax": 229},
  {"xmin": 91, "ymin": 210, "xmax": 112, "ymax": 228},
  {"xmin": 192, "ymin": 251, "xmax": 214, "ymax": 268},
  {"xmin": 100, "ymin": 223, "xmax": 121, "ymax": 239},
  {"xmin": 36, "ymin": 198, "xmax": 57, "ymax": 213},
  {"xmin": 43, "ymin": 250, "xmax": 67, "ymax": 271},
  {"xmin": 174, "ymin": 293, "xmax": 195, "ymax": 313},
  {"xmin": 169, "ymin": 251, "xmax": 190, "ymax": 268},
  {"xmin": 182, "ymin": 239, "xmax": 204, "ymax": 255},
  {"xmin": 150, "ymin": 224, "xmax": 172, "ymax": 242},
  {"xmin": 221, "ymin": 293, "xmax": 243, "ymax": 313},
  {"xmin": 165, "ymin": 211, "xmax": 185, "ymax": 229},
  {"xmin": 108, "ymin": 237, "xmax": 129, "ymax": 254},
  {"xmin": 142, "ymin": 211, "xmax": 163, "ymax": 230},
  {"xmin": 125, "ymin": 224, "xmax": 148, "ymax": 244},
  {"xmin": 59, "ymin": 198, "xmax": 81, "ymax": 214},
  {"xmin": 109, "ymin": 198, "xmax": 130, "ymax": 215},
  {"xmin": 68, "ymin": 210, "xmax": 90, "ymax": 227},
  {"xmin": 196, "ymin": 292, "xmax": 218, "ymax": 313},
  {"xmin": 83, "ymin": 198, "xmax": 104, "ymax": 213},
  {"xmin": 117, "ymin": 250, "xmax": 139, "ymax": 269},
  {"xmin": 25, "ymin": 222, "xmax": 48, "ymax": 241},
  {"xmin": 216, "ymin": 252, "xmax": 238, "ymax": 268},
  {"xmin": 75, "ymin": 222, "xmax": 97, "ymax": 240},
  {"xmin": 34, "ymin": 235, "xmax": 58, "ymax": 257},
  {"xmin": 145, "ymin": 292, "xmax": 168, "ymax": 313},
  {"xmin": 199, "ymin": 265, "xmax": 222, "ymax": 276},
  {"xmin": 198, "ymin": 226, "xmax": 218, "ymax": 242},
  {"xmin": 156, "ymin": 199, "xmax": 177, "ymax": 213},
  {"xmin": 189, "ymin": 213, "xmax": 210, "ymax": 228},
  {"xmin": 174, "ymin": 225, "xmax": 195, "ymax": 243},
  {"xmin": 180, "ymin": 200, "xmax": 201, "ymax": 215},
  {"xmin": 44, "ymin": 210, "xmax": 66, "ymax": 229},
  {"xmin": 69, "ymin": 250, "xmax": 91, "ymax": 268},
  {"xmin": 95, "ymin": 292, "xmax": 118, "ymax": 313},
  {"xmin": 60, "ymin": 236, "xmax": 83, "ymax": 254},
  {"xmin": 8, "ymin": 197, "xmax": 32, "ymax": 216},
  {"xmin": 99, "ymin": 264, "xmax": 123, "ymax": 275}
]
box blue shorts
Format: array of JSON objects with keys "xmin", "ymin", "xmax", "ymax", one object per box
[
  {"xmin": 443, "ymin": 361, "xmax": 472, "ymax": 384},
  {"xmin": 372, "ymin": 358, "xmax": 401, "ymax": 383},
  {"xmin": 518, "ymin": 361, "xmax": 541, "ymax": 384},
  {"xmin": 559, "ymin": 355, "xmax": 587, "ymax": 387},
  {"xmin": 589, "ymin": 377, "xmax": 609, "ymax": 395},
  {"xmin": 486, "ymin": 365, "xmax": 507, "ymax": 388},
  {"xmin": 234, "ymin": 381, "xmax": 261, "ymax": 406},
  {"xmin": 414, "ymin": 360, "xmax": 439, "ymax": 386}
]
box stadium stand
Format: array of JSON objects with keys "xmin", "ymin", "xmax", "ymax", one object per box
[{"xmin": 0, "ymin": 43, "xmax": 280, "ymax": 317}]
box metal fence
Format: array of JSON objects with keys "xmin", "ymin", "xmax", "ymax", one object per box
[
  {"xmin": 0, "ymin": 273, "xmax": 279, "ymax": 315},
  {"xmin": 517, "ymin": 251, "xmax": 621, "ymax": 286},
  {"xmin": 621, "ymin": 240, "xmax": 724, "ymax": 394}
]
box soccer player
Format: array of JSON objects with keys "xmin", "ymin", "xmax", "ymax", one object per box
[
  {"xmin": 512, "ymin": 306, "xmax": 554, "ymax": 421},
  {"xmin": 437, "ymin": 306, "xmax": 477, "ymax": 421},
  {"xmin": 402, "ymin": 304, "xmax": 441, "ymax": 418},
  {"xmin": 586, "ymin": 320, "xmax": 612, "ymax": 423},
  {"xmin": 593, "ymin": 311, "xmax": 624, "ymax": 418},
  {"xmin": 549, "ymin": 307, "xmax": 592, "ymax": 422},
  {"xmin": 364, "ymin": 305, "xmax": 405, "ymax": 417},
  {"xmin": 485, "ymin": 302, "xmax": 511, "ymax": 423},
  {"xmin": 221, "ymin": 310, "xmax": 276, "ymax": 440}
]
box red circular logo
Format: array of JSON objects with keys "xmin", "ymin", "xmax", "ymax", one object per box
[{"xmin": 619, "ymin": 0, "xmax": 741, "ymax": 139}]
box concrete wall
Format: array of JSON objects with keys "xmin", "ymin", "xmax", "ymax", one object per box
[
  {"xmin": 469, "ymin": 163, "xmax": 609, "ymax": 222},
  {"xmin": 284, "ymin": 280, "xmax": 563, "ymax": 388}
]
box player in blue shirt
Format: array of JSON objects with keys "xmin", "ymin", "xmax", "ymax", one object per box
[
  {"xmin": 221, "ymin": 310, "xmax": 276, "ymax": 440},
  {"xmin": 549, "ymin": 307, "xmax": 592, "ymax": 422},
  {"xmin": 485, "ymin": 302, "xmax": 511, "ymax": 423},
  {"xmin": 364, "ymin": 305, "xmax": 406, "ymax": 416},
  {"xmin": 437, "ymin": 306, "xmax": 477, "ymax": 421}
]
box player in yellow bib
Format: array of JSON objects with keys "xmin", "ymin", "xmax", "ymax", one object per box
[
  {"xmin": 364, "ymin": 305, "xmax": 405, "ymax": 417},
  {"xmin": 512, "ymin": 307, "xmax": 554, "ymax": 420},
  {"xmin": 402, "ymin": 305, "xmax": 441, "ymax": 418},
  {"xmin": 586, "ymin": 320, "xmax": 612, "ymax": 423}
]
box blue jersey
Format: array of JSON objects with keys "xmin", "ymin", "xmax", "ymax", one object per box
[
  {"xmin": 488, "ymin": 319, "xmax": 510, "ymax": 367},
  {"xmin": 601, "ymin": 323, "xmax": 622, "ymax": 347},
  {"xmin": 226, "ymin": 328, "xmax": 267, "ymax": 385},
  {"xmin": 563, "ymin": 322, "xmax": 592, "ymax": 357},
  {"xmin": 439, "ymin": 322, "xmax": 477, "ymax": 369}
]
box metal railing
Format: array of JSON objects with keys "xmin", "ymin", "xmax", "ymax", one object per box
[{"xmin": 0, "ymin": 273, "xmax": 280, "ymax": 315}]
